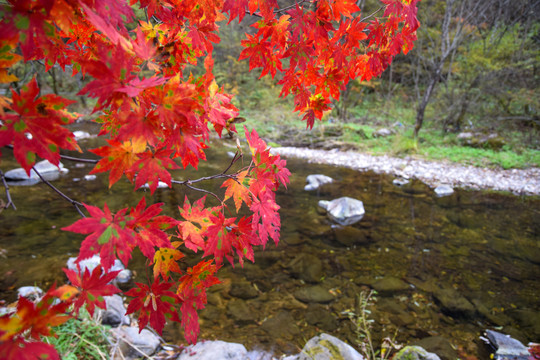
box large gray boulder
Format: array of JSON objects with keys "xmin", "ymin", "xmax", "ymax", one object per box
[
  {"xmin": 111, "ymin": 326, "xmax": 160, "ymax": 360},
  {"xmin": 67, "ymin": 255, "xmax": 132, "ymax": 284},
  {"xmin": 297, "ymin": 333, "xmax": 365, "ymax": 360},
  {"xmin": 394, "ymin": 346, "xmax": 441, "ymax": 360},
  {"xmin": 305, "ymin": 174, "xmax": 334, "ymax": 191},
  {"xmin": 482, "ymin": 330, "xmax": 530, "ymax": 360},
  {"xmin": 95, "ymin": 295, "xmax": 130, "ymax": 327},
  {"xmin": 177, "ymin": 340, "xmax": 248, "ymax": 360},
  {"xmin": 5, "ymin": 160, "xmax": 68, "ymax": 185},
  {"xmin": 318, "ymin": 197, "xmax": 365, "ymax": 226}
]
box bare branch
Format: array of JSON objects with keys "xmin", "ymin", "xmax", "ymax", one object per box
[
  {"xmin": 184, "ymin": 183, "xmax": 223, "ymax": 204},
  {"xmin": 0, "ymin": 170, "xmax": 16, "ymax": 211},
  {"xmin": 59, "ymin": 154, "xmax": 99, "ymax": 163},
  {"xmin": 32, "ymin": 166, "xmax": 86, "ymax": 218}
]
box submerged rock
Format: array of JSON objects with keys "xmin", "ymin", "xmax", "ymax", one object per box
[
  {"xmin": 482, "ymin": 330, "xmax": 530, "ymax": 360},
  {"xmin": 318, "ymin": 197, "xmax": 365, "ymax": 226},
  {"xmin": 305, "ymin": 174, "xmax": 334, "ymax": 191},
  {"xmin": 261, "ymin": 311, "xmax": 300, "ymax": 340},
  {"xmin": 433, "ymin": 288, "xmax": 475, "ymax": 317},
  {"xmin": 287, "ymin": 253, "xmax": 323, "ymax": 283},
  {"xmin": 412, "ymin": 336, "xmax": 458, "ymax": 360},
  {"xmin": 371, "ymin": 277, "xmax": 410, "ymax": 294},
  {"xmin": 293, "ymin": 285, "xmax": 335, "ymax": 304}
]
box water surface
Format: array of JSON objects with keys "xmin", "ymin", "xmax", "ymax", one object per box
[{"xmin": 0, "ymin": 138, "xmax": 538, "ymax": 358}]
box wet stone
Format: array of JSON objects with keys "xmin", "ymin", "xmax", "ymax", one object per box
[
  {"xmin": 229, "ymin": 280, "xmax": 259, "ymax": 299},
  {"xmin": 332, "ymin": 226, "xmax": 369, "ymax": 247},
  {"xmin": 261, "ymin": 311, "xmax": 300, "ymax": 340},
  {"xmin": 305, "ymin": 304, "xmax": 338, "ymax": 331},
  {"xmin": 293, "ymin": 285, "xmax": 335, "ymax": 304},
  {"xmin": 372, "ymin": 276, "xmax": 410, "ymax": 294},
  {"xmin": 284, "ymin": 234, "xmax": 307, "ymax": 246},
  {"xmin": 412, "ymin": 336, "xmax": 458, "ymax": 360},
  {"xmin": 433, "ymin": 288, "xmax": 475, "ymax": 317},
  {"xmin": 287, "ymin": 253, "xmax": 323, "ymax": 283},
  {"xmin": 227, "ymin": 299, "xmax": 256, "ymax": 323}
]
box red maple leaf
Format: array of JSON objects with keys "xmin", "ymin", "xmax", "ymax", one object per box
[
  {"xmin": 128, "ymin": 197, "xmax": 177, "ymax": 259},
  {"xmin": 0, "ymin": 338, "xmax": 60, "ymax": 360},
  {"xmin": 0, "ymin": 284, "xmax": 72, "ymax": 343},
  {"xmin": 62, "ymin": 203, "xmax": 135, "ymax": 270},
  {"xmin": 250, "ymin": 190, "xmax": 281, "ymax": 247},
  {"xmin": 177, "ymin": 260, "xmax": 220, "ymax": 343},
  {"xmin": 132, "ymin": 147, "xmax": 179, "ymax": 193},
  {"xmin": 178, "ymin": 197, "xmax": 215, "ymax": 252},
  {"xmin": 222, "ymin": 170, "xmax": 252, "ymax": 212},
  {"xmin": 125, "ymin": 279, "xmax": 180, "ymax": 335},
  {"xmin": 89, "ymin": 139, "xmax": 144, "ymax": 187},
  {"xmin": 0, "ymin": 77, "xmax": 80, "ymax": 174},
  {"xmin": 63, "ymin": 266, "xmax": 121, "ymax": 316}
]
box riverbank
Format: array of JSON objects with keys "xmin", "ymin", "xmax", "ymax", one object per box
[{"xmin": 271, "ymin": 146, "xmax": 540, "ymax": 195}]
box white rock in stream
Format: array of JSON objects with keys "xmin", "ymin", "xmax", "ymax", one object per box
[
  {"xmin": 5, "ymin": 160, "xmax": 68, "ymax": 181},
  {"xmin": 434, "ymin": 184, "xmax": 454, "ymax": 197},
  {"xmin": 305, "ymin": 174, "xmax": 334, "ymax": 191},
  {"xmin": 318, "ymin": 197, "xmax": 365, "ymax": 226}
]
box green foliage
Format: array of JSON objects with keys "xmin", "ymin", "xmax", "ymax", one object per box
[
  {"xmin": 42, "ymin": 307, "xmax": 110, "ymax": 360},
  {"xmin": 343, "ymin": 290, "xmax": 400, "ymax": 360}
]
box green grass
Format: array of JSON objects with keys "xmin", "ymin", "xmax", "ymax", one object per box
[
  {"xmin": 43, "ymin": 307, "xmax": 111, "ymax": 360},
  {"xmin": 239, "ymin": 93, "xmax": 540, "ymax": 170}
]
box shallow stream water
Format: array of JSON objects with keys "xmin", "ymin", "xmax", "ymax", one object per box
[{"xmin": 0, "ymin": 136, "xmax": 538, "ymax": 359}]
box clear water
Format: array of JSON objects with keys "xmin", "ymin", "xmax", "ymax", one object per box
[{"xmin": 0, "ymin": 138, "xmax": 538, "ymax": 358}]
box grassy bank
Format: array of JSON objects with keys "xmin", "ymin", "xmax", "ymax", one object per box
[{"xmin": 233, "ymin": 89, "xmax": 540, "ymax": 170}]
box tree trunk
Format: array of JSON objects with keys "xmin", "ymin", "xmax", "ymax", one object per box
[{"xmin": 414, "ymin": 67, "xmax": 441, "ymax": 138}]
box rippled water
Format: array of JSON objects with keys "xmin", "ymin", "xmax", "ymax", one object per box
[{"xmin": 0, "ymin": 136, "xmax": 538, "ymax": 359}]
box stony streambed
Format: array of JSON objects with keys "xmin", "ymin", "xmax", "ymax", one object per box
[{"xmin": 271, "ymin": 147, "xmax": 540, "ymax": 195}]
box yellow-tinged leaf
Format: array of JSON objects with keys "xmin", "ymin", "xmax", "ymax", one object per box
[
  {"xmin": 222, "ymin": 170, "xmax": 252, "ymax": 212},
  {"xmin": 153, "ymin": 247, "xmax": 184, "ymax": 280}
]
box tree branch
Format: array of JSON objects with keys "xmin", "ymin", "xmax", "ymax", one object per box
[
  {"xmin": 0, "ymin": 170, "xmax": 16, "ymax": 211},
  {"xmin": 32, "ymin": 166, "xmax": 86, "ymax": 218}
]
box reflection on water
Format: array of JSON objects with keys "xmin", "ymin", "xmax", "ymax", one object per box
[{"xmin": 0, "ymin": 139, "xmax": 538, "ymax": 358}]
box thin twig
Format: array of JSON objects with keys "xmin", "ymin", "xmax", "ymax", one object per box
[
  {"xmin": 360, "ymin": 5, "xmax": 385, "ymax": 23},
  {"xmin": 4, "ymin": 145, "xmax": 98, "ymax": 164},
  {"xmin": 32, "ymin": 166, "xmax": 86, "ymax": 218},
  {"xmin": 0, "ymin": 170, "xmax": 16, "ymax": 210},
  {"xmin": 185, "ymin": 183, "xmax": 223, "ymax": 204},
  {"xmin": 59, "ymin": 154, "xmax": 99, "ymax": 163}
]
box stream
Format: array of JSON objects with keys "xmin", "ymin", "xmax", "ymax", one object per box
[{"xmin": 0, "ymin": 136, "xmax": 538, "ymax": 359}]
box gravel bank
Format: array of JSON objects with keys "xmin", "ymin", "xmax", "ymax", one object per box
[{"xmin": 271, "ymin": 147, "xmax": 540, "ymax": 195}]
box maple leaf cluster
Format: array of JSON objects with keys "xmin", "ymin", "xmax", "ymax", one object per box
[{"xmin": 0, "ymin": 0, "xmax": 419, "ymax": 357}]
